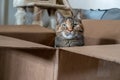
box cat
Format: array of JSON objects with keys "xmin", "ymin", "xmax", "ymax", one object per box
[
  {"xmin": 55, "ymin": 11, "xmax": 84, "ymax": 47},
  {"xmin": 46, "ymin": 9, "xmax": 72, "ymax": 30}
]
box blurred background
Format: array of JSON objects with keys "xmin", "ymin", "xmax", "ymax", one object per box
[
  {"xmin": 0, "ymin": 0, "xmax": 16, "ymax": 25},
  {"xmin": 0, "ymin": 0, "xmax": 120, "ymax": 25}
]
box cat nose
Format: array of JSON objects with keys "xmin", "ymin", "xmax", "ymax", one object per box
[
  {"xmin": 68, "ymin": 29, "xmax": 73, "ymax": 32},
  {"xmin": 67, "ymin": 26, "xmax": 73, "ymax": 32}
]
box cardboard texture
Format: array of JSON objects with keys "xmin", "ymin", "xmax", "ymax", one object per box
[
  {"xmin": 0, "ymin": 20, "xmax": 120, "ymax": 80},
  {"xmin": 83, "ymin": 20, "xmax": 120, "ymax": 45},
  {"xmin": 59, "ymin": 45, "xmax": 120, "ymax": 80},
  {"xmin": 0, "ymin": 25, "xmax": 55, "ymax": 47},
  {"xmin": 0, "ymin": 35, "xmax": 56, "ymax": 80},
  {"xmin": 0, "ymin": 48, "xmax": 57, "ymax": 80},
  {"xmin": 61, "ymin": 44, "xmax": 120, "ymax": 63},
  {"xmin": 0, "ymin": 35, "xmax": 52, "ymax": 48}
]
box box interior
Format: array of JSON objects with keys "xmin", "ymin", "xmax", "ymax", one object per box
[
  {"xmin": 83, "ymin": 20, "xmax": 120, "ymax": 45},
  {"xmin": 0, "ymin": 25, "xmax": 55, "ymax": 47},
  {"xmin": 0, "ymin": 20, "xmax": 120, "ymax": 46},
  {"xmin": 0, "ymin": 20, "xmax": 120, "ymax": 80}
]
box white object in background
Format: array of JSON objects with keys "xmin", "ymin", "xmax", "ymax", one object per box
[
  {"xmin": 49, "ymin": 15, "xmax": 56, "ymax": 30},
  {"xmin": 15, "ymin": 8, "xmax": 26, "ymax": 25},
  {"xmin": 13, "ymin": 0, "xmax": 26, "ymax": 7},
  {"xmin": 69, "ymin": 0, "xmax": 120, "ymax": 9}
]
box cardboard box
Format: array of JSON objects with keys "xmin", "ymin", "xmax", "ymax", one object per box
[
  {"xmin": 0, "ymin": 20, "xmax": 120, "ymax": 46},
  {"xmin": 0, "ymin": 20, "xmax": 120, "ymax": 80},
  {"xmin": 59, "ymin": 44, "xmax": 120, "ymax": 80},
  {"xmin": 0, "ymin": 35, "xmax": 56, "ymax": 80},
  {"xmin": 0, "ymin": 25, "xmax": 55, "ymax": 47},
  {"xmin": 83, "ymin": 20, "xmax": 120, "ymax": 45}
]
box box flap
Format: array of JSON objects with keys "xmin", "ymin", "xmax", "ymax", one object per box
[
  {"xmin": 0, "ymin": 35, "xmax": 53, "ymax": 49},
  {"xmin": 83, "ymin": 20, "xmax": 120, "ymax": 45},
  {"xmin": 61, "ymin": 44, "xmax": 120, "ymax": 64},
  {"xmin": 59, "ymin": 45, "xmax": 120, "ymax": 80},
  {"xmin": 0, "ymin": 46, "xmax": 56, "ymax": 80},
  {"xmin": 0, "ymin": 25, "xmax": 54, "ymax": 33},
  {"xmin": 0, "ymin": 25, "xmax": 55, "ymax": 46}
]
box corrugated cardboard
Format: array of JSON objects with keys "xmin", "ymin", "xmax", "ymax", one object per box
[
  {"xmin": 59, "ymin": 44, "xmax": 120, "ymax": 80},
  {"xmin": 0, "ymin": 35, "xmax": 57, "ymax": 80},
  {"xmin": 0, "ymin": 25, "xmax": 55, "ymax": 47},
  {"xmin": 83, "ymin": 20, "xmax": 120, "ymax": 45},
  {"xmin": 57, "ymin": 20, "xmax": 120, "ymax": 80},
  {"xmin": 0, "ymin": 20, "xmax": 120, "ymax": 80},
  {"xmin": 0, "ymin": 20, "xmax": 120, "ymax": 46},
  {"xmin": 0, "ymin": 35, "xmax": 52, "ymax": 48}
]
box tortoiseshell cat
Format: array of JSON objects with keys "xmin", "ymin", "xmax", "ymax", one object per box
[{"xmin": 55, "ymin": 11, "xmax": 84, "ymax": 47}]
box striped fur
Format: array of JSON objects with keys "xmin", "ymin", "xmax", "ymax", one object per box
[{"xmin": 55, "ymin": 11, "xmax": 84, "ymax": 47}]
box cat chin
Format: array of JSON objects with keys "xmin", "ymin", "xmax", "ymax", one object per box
[{"xmin": 62, "ymin": 32, "xmax": 74, "ymax": 39}]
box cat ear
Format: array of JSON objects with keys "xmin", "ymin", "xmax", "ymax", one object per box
[
  {"xmin": 75, "ymin": 10, "xmax": 81, "ymax": 20},
  {"xmin": 55, "ymin": 11, "xmax": 64, "ymax": 24}
]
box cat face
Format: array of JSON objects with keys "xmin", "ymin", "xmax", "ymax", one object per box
[{"xmin": 55, "ymin": 11, "xmax": 83, "ymax": 39}]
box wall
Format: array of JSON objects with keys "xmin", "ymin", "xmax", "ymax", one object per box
[
  {"xmin": 69, "ymin": 0, "xmax": 120, "ymax": 9},
  {"xmin": 0, "ymin": 0, "xmax": 16, "ymax": 25}
]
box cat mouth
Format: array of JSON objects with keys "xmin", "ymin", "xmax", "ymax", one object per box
[
  {"xmin": 62, "ymin": 32, "xmax": 75, "ymax": 39},
  {"xmin": 66, "ymin": 32, "xmax": 72, "ymax": 36}
]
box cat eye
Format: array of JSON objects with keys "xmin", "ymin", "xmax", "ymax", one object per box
[
  {"xmin": 73, "ymin": 22, "xmax": 78, "ymax": 26},
  {"xmin": 62, "ymin": 23, "xmax": 67, "ymax": 27},
  {"xmin": 60, "ymin": 23, "xmax": 67, "ymax": 30},
  {"xmin": 74, "ymin": 23, "xmax": 78, "ymax": 26}
]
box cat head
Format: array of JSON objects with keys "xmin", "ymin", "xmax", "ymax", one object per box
[{"xmin": 55, "ymin": 11, "xmax": 84, "ymax": 39}]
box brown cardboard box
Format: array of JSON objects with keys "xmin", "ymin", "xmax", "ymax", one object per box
[
  {"xmin": 0, "ymin": 25, "xmax": 55, "ymax": 47},
  {"xmin": 0, "ymin": 20, "xmax": 120, "ymax": 80},
  {"xmin": 59, "ymin": 44, "xmax": 120, "ymax": 80},
  {"xmin": 83, "ymin": 20, "xmax": 120, "ymax": 45},
  {"xmin": 0, "ymin": 35, "xmax": 56, "ymax": 80}
]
